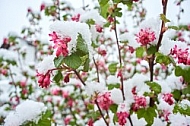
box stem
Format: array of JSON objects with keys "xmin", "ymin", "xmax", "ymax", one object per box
[
  {"xmin": 114, "ymin": 16, "xmax": 133, "ymax": 126},
  {"xmin": 113, "ymin": 17, "xmax": 125, "ymax": 100},
  {"xmin": 73, "ymin": 70, "xmax": 86, "ymax": 86},
  {"xmin": 128, "ymin": 115, "xmax": 134, "ymax": 126},
  {"xmin": 95, "ymin": 100, "xmax": 109, "ymax": 126},
  {"xmin": 149, "ymin": 0, "xmax": 168, "ymax": 107},
  {"xmin": 93, "ymin": 57, "xmax": 100, "ymax": 82},
  {"xmin": 113, "ymin": 17, "xmax": 122, "ymax": 67}
]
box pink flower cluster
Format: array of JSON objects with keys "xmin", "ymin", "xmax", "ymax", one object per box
[
  {"xmin": 135, "ymin": 28, "xmax": 156, "ymax": 46},
  {"xmin": 132, "ymin": 95, "xmax": 147, "ymax": 111},
  {"xmin": 96, "ymin": 92, "xmax": 113, "ymax": 110},
  {"xmin": 162, "ymin": 93, "xmax": 174, "ymax": 105},
  {"xmin": 170, "ymin": 45, "xmax": 190, "ymax": 65},
  {"xmin": 116, "ymin": 111, "xmax": 129, "ymax": 125},
  {"xmin": 49, "ymin": 31, "xmax": 71, "ymax": 57},
  {"xmin": 71, "ymin": 14, "xmax": 80, "ymax": 22},
  {"xmin": 36, "ymin": 71, "xmax": 51, "ymax": 88}
]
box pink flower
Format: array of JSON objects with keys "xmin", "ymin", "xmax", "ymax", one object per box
[
  {"xmin": 95, "ymin": 24, "xmax": 103, "ymax": 33},
  {"xmin": 98, "ymin": 48, "xmax": 107, "ymax": 56},
  {"xmin": 162, "ymin": 110, "xmax": 171, "ymax": 121},
  {"xmin": 20, "ymin": 81, "xmax": 26, "ymax": 87},
  {"xmin": 62, "ymin": 90, "xmax": 69, "ymax": 98},
  {"xmin": 132, "ymin": 95, "xmax": 147, "ymax": 111},
  {"xmin": 96, "ymin": 92, "xmax": 113, "ymax": 110},
  {"xmin": 3, "ymin": 38, "xmax": 8, "ymax": 44},
  {"xmin": 135, "ymin": 28, "xmax": 156, "ymax": 46},
  {"xmin": 0, "ymin": 69, "xmax": 7, "ymax": 75},
  {"xmin": 87, "ymin": 119, "xmax": 94, "ymax": 126},
  {"xmin": 170, "ymin": 45, "xmax": 190, "ymax": 65},
  {"xmin": 107, "ymin": 16, "xmax": 114, "ymax": 23},
  {"xmin": 51, "ymin": 88, "xmax": 61, "ymax": 95},
  {"xmin": 64, "ymin": 73, "xmax": 70, "ymax": 83},
  {"xmin": 162, "ymin": 93, "xmax": 174, "ymax": 105},
  {"xmin": 40, "ymin": 3, "xmax": 45, "ymax": 11},
  {"xmin": 22, "ymin": 88, "xmax": 28, "ymax": 95},
  {"xmin": 37, "ymin": 71, "xmax": 51, "ymax": 88},
  {"xmin": 117, "ymin": 69, "xmax": 123, "ymax": 78},
  {"xmin": 71, "ymin": 14, "xmax": 80, "ymax": 22},
  {"xmin": 49, "ymin": 31, "xmax": 71, "ymax": 57},
  {"xmin": 116, "ymin": 111, "xmax": 129, "ymax": 125},
  {"xmin": 64, "ymin": 116, "xmax": 72, "ymax": 125},
  {"xmin": 49, "ymin": 31, "xmax": 59, "ymax": 43}
]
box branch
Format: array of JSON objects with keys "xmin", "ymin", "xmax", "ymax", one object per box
[
  {"xmin": 95, "ymin": 99, "xmax": 109, "ymax": 126},
  {"xmin": 93, "ymin": 57, "xmax": 100, "ymax": 82},
  {"xmin": 73, "ymin": 70, "xmax": 86, "ymax": 86}
]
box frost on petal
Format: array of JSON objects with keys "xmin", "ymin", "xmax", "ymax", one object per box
[
  {"xmin": 4, "ymin": 100, "xmax": 47, "ymax": 126},
  {"xmin": 36, "ymin": 55, "xmax": 55, "ymax": 74},
  {"xmin": 85, "ymin": 81, "xmax": 105, "ymax": 96},
  {"xmin": 110, "ymin": 88, "xmax": 123, "ymax": 104},
  {"xmin": 49, "ymin": 21, "xmax": 92, "ymax": 56}
]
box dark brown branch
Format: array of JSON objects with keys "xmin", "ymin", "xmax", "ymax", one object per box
[
  {"xmin": 95, "ymin": 99, "xmax": 109, "ymax": 126},
  {"xmin": 93, "ymin": 57, "xmax": 100, "ymax": 82},
  {"xmin": 73, "ymin": 70, "xmax": 86, "ymax": 86}
]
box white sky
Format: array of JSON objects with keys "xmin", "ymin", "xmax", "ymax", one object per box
[{"xmin": 0, "ymin": 0, "xmax": 190, "ymax": 45}]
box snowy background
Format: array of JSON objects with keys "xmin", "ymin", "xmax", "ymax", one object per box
[{"xmin": 0, "ymin": 0, "xmax": 190, "ymax": 45}]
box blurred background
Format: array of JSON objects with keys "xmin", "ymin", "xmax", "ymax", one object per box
[{"xmin": 0, "ymin": 0, "xmax": 190, "ymax": 45}]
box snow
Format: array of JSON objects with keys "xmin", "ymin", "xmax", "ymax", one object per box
[
  {"xmin": 169, "ymin": 112, "xmax": 190, "ymax": 126},
  {"xmin": 85, "ymin": 81, "xmax": 106, "ymax": 96},
  {"xmin": 110, "ymin": 88, "xmax": 123, "ymax": 104},
  {"xmin": 0, "ymin": 49, "xmax": 17, "ymax": 61},
  {"xmin": 134, "ymin": 17, "xmax": 161, "ymax": 46},
  {"xmin": 4, "ymin": 100, "xmax": 47, "ymax": 126},
  {"xmin": 106, "ymin": 75, "xmax": 120, "ymax": 84},
  {"xmin": 36, "ymin": 55, "xmax": 55, "ymax": 74},
  {"xmin": 49, "ymin": 21, "xmax": 92, "ymax": 56}
]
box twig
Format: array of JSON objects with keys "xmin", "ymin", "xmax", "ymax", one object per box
[
  {"xmin": 95, "ymin": 99, "xmax": 109, "ymax": 126},
  {"xmin": 73, "ymin": 70, "xmax": 86, "ymax": 86},
  {"xmin": 93, "ymin": 57, "xmax": 100, "ymax": 82}
]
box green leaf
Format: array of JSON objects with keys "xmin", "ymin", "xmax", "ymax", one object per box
[
  {"xmin": 113, "ymin": 0, "xmax": 121, "ymax": 3},
  {"xmin": 86, "ymin": 19, "xmax": 95, "ymax": 25},
  {"xmin": 136, "ymin": 46, "xmax": 145, "ymax": 58},
  {"xmin": 160, "ymin": 14, "xmax": 170, "ymax": 23},
  {"xmin": 63, "ymin": 53, "xmax": 82, "ymax": 69},
  {"xmin": 172, "ymin": 90, "xmax": 181, "ymax": 101},
  {"xmin": 54, "ymin": 56, "xmax": 64, "ymax": 67},
  {"xmin": 99, "ymin": 0, "xmax": 109, "ymax": 6},
  {"xmin": 168, "ymin": 26, "xmax": 179, "ymax": 30},
  {"xmin": 173, "ymin": 104, "xmax": 190, "ymax": 116},
  {"xmin": 146, "ymin": 81, "xmax": 161, "ymax": 94},
  {"xmin": 175, "ymin": 66, "xmax": 183, "ymax": 76},
  {"xmin": 108, "ymin": 83, "xmax": 120, "ymax": 90},
  {"xmin": 121, "ymin": 0, "xmax": 133, "ymax": 9},
  {"xmin": 99, "ymin": 1, "xmax": 109, "ymax": 18},
  {"xmin": 53, "ymin": 71, "xmax": 63, "ymax": 83},
  {"xmin": 83, "ymin": 57, "xmax": 90, "ymax": 72},
  {"xmin": 147, "ymin": 45, "xmax": 157, "ymax": 55},
  {"xmin": 182, "ymin": 85, "xmax": 190, "ymax": 95},
  {"xmin": 37, "ymin": 110, "xmax": 52, "ymax": 126},
  {"xmin": 137, "ymin": 107, "xmax": 157, "ymax": 125},
  {"xmin": 110, "ymin": 104, "xmax": 118, "ymax": 113},
  {"xmin": 76, "ymin": 33, "xmax": 89, "ymax": 55},
  {"xmin": 155, "ymin": 53, "xmax": 172, "ymax": 65},
  {"xmin": 108, "ymin": 63, "xmax": 118, "ymax": 75}
]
